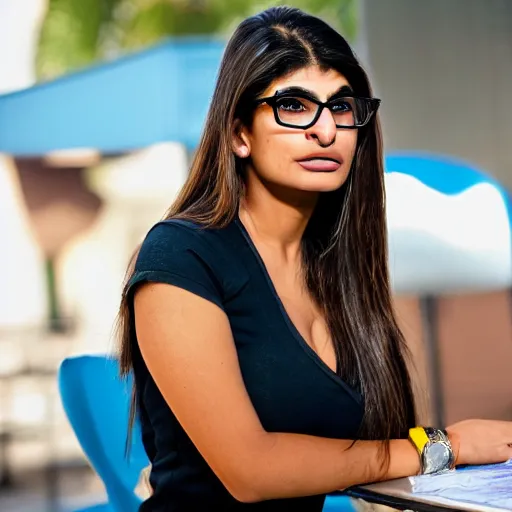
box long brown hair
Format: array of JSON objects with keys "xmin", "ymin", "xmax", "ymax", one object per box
[{"xmin": 118, "ymin": 6, "xmax": 417, "ymax": 466}]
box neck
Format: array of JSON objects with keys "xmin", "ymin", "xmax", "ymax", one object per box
[{"xmin": 239, "ymin": 173, "xmax": 318, "ymax": 263}]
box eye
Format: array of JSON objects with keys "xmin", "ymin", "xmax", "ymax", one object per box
[
  {"xmin": 276, "ymin": 97, "xmax": 307, "ymax": 112},
  {"xmin": 330, "ymin": 99, "xmax": 353, "ymax": 112}
]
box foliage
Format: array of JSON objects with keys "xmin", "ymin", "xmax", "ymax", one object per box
[
  {"xmin": 36, "ymin": 0, "xmax": 121, "ymax": 79},
  {"xmin": 36, "ymin": 0, "xmax": 358, "ymax": 81}
]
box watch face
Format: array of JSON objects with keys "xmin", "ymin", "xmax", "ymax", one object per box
[{"xmin": 423, "ymin": 442, "xmax": 450, "ymax": 474}]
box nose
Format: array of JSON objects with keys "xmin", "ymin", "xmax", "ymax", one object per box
[{"xmin": 305, "ymin": 106, "xmax": 337, "ymax": 147}]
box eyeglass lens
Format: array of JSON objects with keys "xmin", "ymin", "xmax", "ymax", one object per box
[{"xmin": 274, "ymin": 96, "xmax": 372, "ymax": 127}]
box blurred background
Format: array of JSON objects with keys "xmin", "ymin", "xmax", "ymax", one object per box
[{"xmin": 0, "ymin": 0, "xmax": 511, "ymax": 511}]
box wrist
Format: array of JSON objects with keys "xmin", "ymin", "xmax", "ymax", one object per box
[
  {"xmin": 445, "ymin": 427, "xmax": 461, "ymax": 466},
  {"xmin": 386, "ymin": 439, "xmax": 422, "ymax": 480},
  {"xmin": 408, "ymin": 426, "xmax": 455, "ymax": 474}
]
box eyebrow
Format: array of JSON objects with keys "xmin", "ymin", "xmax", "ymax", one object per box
[{"xmin": 274, "ymin": 84, "xmax": 354, "ymax": 101}]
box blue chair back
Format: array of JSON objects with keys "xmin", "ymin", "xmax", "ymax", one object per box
[
  {"xmin": 59, "ymin": 355, "xmax": 354, "ymax": 511},
  {"xmin": 58, "ymin": 355, "xmax": 149, "ymax": 512},
  {"xmin": 324, "ymin": 494, "xmax": 356, "ymax": 511}
]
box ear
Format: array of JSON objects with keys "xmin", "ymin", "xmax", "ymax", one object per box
[{"xmin": 232, "ymin": 119, "xmax": 251, "ymax": 159}]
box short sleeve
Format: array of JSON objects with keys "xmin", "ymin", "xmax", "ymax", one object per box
[{"xmin": 126, "ymin": 220, "xmax": 224, "ymax": 310}]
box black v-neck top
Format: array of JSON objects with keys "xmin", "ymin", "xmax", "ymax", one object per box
[{"xmin": 128, "ymin": 218, "xmax": 364, "ymax": 511}]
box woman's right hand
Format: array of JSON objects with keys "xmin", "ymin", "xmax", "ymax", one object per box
[{"xmin": 446, "ymin": 419, "xmax": 512, "ymax": 466}]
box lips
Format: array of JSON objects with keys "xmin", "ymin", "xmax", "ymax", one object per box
[{"xmin": 297, "ymin": 157, "xmax": 341, "ymax": 172}]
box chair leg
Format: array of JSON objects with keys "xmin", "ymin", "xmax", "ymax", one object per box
[{"xmin": 0, "ymin": 431, "xmax": 13, "ymax": 488}]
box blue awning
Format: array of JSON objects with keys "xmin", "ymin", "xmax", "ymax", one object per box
[{"xmin": 0, "ymin": 38, "xmax": 225, "ymax": 156}]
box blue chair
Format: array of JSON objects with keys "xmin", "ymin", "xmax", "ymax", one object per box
[
  {"xmin": 58, "ymin": 355, "xmax": 149, "ymax": 512},
  {"xmin": 324, "ymin": 494, "xmax": 356, "ymax": 511},
  {"xmin": 59, "ymin": 354, "xmax": 354, "ymax": 512}
]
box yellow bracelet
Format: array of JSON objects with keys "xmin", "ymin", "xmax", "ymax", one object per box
[{"xmin": 408, "ymin": 426, "xmax": 429, "ymax": 455}]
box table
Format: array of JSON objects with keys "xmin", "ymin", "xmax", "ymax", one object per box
[{"xmin": 346, "ymin": 477, "xmax": 510, "ymax": 512}]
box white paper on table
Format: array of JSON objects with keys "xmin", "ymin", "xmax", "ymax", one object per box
[{"xmin": 410, "ymin": 459, "xmax": 512, "ymax": 509}]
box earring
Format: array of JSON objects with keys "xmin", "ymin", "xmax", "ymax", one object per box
[{"xmin": 238, "ymin": 147, "xmax": 249, "ymax": 158}]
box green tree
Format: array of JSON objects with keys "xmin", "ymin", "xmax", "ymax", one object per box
[
  {"xmin": 36, "ymin": 0, "xmax": 121, "ymax": 79},
  {"xmin": 37, "ymin": 0, "xmax": 358, "ymax": 81}
]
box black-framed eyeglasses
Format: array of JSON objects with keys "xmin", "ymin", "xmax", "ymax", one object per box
[{"xmin": 253, "ymin": 91, "xmax": 381, "ymax": 129}]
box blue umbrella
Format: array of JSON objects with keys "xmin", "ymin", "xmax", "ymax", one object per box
[
  {"xmin": 384, "ymin": 152, "xmax": 512, "ymax": 426},
  {"xmin": 385, "ymin": 152, "xmax": 512, "ymax": 294}
]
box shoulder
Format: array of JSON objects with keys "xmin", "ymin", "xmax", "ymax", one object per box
[
  {"xmin": 141, "ymin": 217, "xmax": 212, "ymax": 244},
  {"xmin": 137, "ymin": 218, "xmax": 235, "ymax": 266},
  {"xmin": 139, "ymin": 218, "xmax": 206, "ymax": 251},
  {"xmin": 132, "ymin": 218, "xmax": 248, "ymax": 304}
]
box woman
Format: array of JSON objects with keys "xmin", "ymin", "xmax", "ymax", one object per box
[{"xmin": 117, "ymin": 6, "xmax": 512, "ymax": 511}]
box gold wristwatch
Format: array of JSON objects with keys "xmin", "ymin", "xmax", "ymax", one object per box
[{"xmin": 409, "ymin": 426, "xmax": 455, "ymax": 475}]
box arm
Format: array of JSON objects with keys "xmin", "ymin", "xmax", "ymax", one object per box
[{"xmin": 134, "ymin": 283, "xmax": 420, "ymax": 503}]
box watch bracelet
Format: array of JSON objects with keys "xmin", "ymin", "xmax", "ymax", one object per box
[{"xmin": 421, "ymin": 426, "xmax": 455, "ymax": 474}]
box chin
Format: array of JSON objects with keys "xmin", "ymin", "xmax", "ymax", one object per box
[{"xmin": 293, "ymin": 172, "xmax": 348, "ymax": 193}]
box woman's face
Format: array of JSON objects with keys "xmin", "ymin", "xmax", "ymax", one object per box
[{"xmin": 236, "ymin": 65, "xmax": 358, "ymax": 194}]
